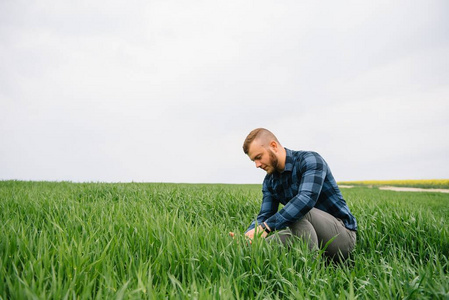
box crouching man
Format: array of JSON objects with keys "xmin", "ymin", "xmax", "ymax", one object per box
[{"xmin": 233, "ymin": 128, "xmax": 357, "ymax": 261}]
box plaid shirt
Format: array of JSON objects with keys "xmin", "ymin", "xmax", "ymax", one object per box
[{"xmin": 246, "ymin": 148, "xmax": 357, "ymax": 233}]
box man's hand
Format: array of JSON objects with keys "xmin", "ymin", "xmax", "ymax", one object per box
[
  {"xmin": 245, "ymin": 223, "xmax": 270, "ymax": 240},
  {"xmin": 231, "ymin": 222, "xmax": 271, "ymax": 243},
  {"xmin": 244, "ymin": 228, "xmax": 256, "ymax": 239}
]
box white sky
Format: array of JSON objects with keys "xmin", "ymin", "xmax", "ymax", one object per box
[{"xmin": 1, "ymin": 0, "xmax": 448, "ymax": 184}]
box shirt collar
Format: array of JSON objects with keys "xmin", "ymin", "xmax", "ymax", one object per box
[{"xmin": 282, "ymin": 148, "xmax": 294, "ymax": 172}]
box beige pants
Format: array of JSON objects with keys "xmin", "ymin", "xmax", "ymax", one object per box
[{"xmin": 266, "ymin": 208, "xmax": 356, "ymax": 260}]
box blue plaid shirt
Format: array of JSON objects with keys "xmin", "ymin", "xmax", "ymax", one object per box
[{"xmin": 246, "ymin": 148, "xmax": 357, "ymax": 233}]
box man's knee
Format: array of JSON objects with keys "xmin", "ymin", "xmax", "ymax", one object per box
[{"xmin": 293, "ymin": 208, "xmax": 356, "ymax": 259}]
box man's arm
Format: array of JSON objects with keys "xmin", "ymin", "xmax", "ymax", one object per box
[
  {"xmin": 244, "ymin": 185, "xmax": 279, "ymax": 237},
  {"xmin": 263, "ymin": 152, "xmax": 327, "ymax": 231}
]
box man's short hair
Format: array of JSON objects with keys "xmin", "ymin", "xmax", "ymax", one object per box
[{"xmin": 243, "ymin": 128, "xmax": 280, "ymax": 154}]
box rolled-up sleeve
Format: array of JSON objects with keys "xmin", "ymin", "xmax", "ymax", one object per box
[{"xmin": 263, "ymin": 153, "xmax": 327, "ymax": 231}]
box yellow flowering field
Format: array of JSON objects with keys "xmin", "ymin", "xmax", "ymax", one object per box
[{"xmin": 338, "ymin": 179, "xmax": 449, "ymax": 189}]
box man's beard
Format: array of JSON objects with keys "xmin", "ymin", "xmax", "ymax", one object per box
[{"xmin": 267, "ymin": 149, "xmax": 279, "ymax": 174}]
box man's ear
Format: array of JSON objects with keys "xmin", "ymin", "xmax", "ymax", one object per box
[{"xmin": 270, "ymin": 141, "xmax": 278, "ymax": 152}]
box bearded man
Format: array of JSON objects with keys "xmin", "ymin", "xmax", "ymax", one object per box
[{"xmin": 235, "ymin": 128, "xmax": 357, "ymax": 260}]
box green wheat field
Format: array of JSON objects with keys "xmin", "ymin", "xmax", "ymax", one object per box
[{"xmin": 1, "ymin": 181, "xmax": 448, "ymax": 299}]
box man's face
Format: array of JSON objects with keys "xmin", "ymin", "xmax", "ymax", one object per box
[{"xmin": 247, "ymin": 140, "xmax": 279, "ymax": 174}]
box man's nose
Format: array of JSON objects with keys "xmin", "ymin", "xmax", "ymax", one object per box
[{"xmin": 255, "ymin": 161, "xmax": 262, "ymax": 168}]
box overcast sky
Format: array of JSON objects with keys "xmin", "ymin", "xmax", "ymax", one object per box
[{"xmin": 1, "ymin": 0, "xmax": 448, "ymax": 184}]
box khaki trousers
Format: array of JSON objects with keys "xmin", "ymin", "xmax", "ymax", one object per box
[{"xmin": 266, "ymin": 208, "xmax": 356, "ymax": 260}]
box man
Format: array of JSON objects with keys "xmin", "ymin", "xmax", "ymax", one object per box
[{"xmin": 234, "ymin": 128, "xmax": 357, "ymax": 260}]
